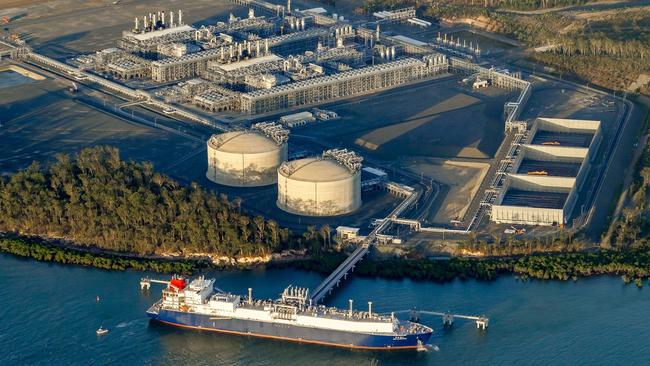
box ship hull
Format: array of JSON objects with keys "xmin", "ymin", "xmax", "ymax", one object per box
[{"xmin": 148, "ymin": 309, "xmax": 432, "ymax": 350}]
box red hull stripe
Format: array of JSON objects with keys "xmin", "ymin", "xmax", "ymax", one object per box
[{"xmin": 154, "ymin": 319, "xmax": 420, "ymax": 350}]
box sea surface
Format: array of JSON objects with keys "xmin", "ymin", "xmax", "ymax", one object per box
[{"xmin": 1, "ymin": 253, "xmax": 649, "ymax": 366}]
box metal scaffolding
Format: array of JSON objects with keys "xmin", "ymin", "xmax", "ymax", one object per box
[
  {"xmin": 150, "ymin": 40, "xmax": 271, "ymax": 82},
  {"xmin": 323, "ymin": 148, "xmax": 363, "ymax": 172},
  {"xmin": 240, "ymin": 56, "xmax": 448, "ymax": 114},
  {"xmin": 251, "ymin": 121, "xmax": 289, "ymax": 144}
]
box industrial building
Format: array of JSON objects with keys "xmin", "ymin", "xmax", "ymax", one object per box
[
  {"xmin": 491, "ymin": 118, "xmax": 602, "ymax": 226},
  {"xmin": 206, "ymin": 122, "xmax": 289, "ymax": 187},
  {"xmin": 279, "ymin": 111, "xmax": 315, "ymax": 127},
  {"xmin": 75, "ymin": 3, "xmax": 451, "ymax": 116},
  {"xmin": 277, "ymin": 149, "xmax": 362, "ymax": 216},
  {"xmin": 240, "ymin": 55, "xmax": 447, "ymax": 114}
]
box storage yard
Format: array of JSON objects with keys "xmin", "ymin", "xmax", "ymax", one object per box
[{"xmin": 0, "ymin": 0, "xmax": 634, "ymax": 246}]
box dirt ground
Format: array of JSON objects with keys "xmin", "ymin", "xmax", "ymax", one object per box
[
  {"xmin": 0, "ymin": 1, "xmax": 48, "ymax": 10},
  {"xmin": 4, "ymin": 0, "xmax": 246, "ymax": 58},
  {"xmin": 353, "ymin": 93, "xmax": 481, "ymax": 150},
  {"xmin": 303, "ymin": 78, "xmax": 515, "ymax": 160},
  {"xmin": 405, "ymin": 159, "xmax": 489, "ymax": 225},
  {"xmin": 0, "ymin": 63, "xmax": 202, "ymax": 176}
]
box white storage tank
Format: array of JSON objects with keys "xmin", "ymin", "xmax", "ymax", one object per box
[
  {"xmin": 277, "ymin": 149, "xmax": 362, "ymax": 216},
  {"xmin": 206, "ymin": 125, "xmax": 288, "ymax": 187}
]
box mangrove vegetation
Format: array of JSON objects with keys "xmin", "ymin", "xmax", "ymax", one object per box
[{"xmin": 0, "ymin": 236, "xmax": 205, "ymax": 274}]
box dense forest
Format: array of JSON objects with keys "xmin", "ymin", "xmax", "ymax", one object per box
[
  {"xmin": 0, "ymin": 146, "xmax": 298, "ymax": 257},
  {"xmin": 356, "ymin": 0, "xmax": 650, "ymax": 94},
  {"xmin": 0, "ymin": 237, "xmax": 204, "ymax": 274},
  {"xmin": 359, "ymin": 0, "xmax": 591, "ymax": 14}
]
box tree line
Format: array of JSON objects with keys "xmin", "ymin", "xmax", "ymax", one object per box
[
  {"xmin": 553, "ymin": 35, "xmax": 650, "ymax": 60},
  {"xmin": 0, "ymin": 146, "xmax": 300, "ymax": 257},
  {"xmin": 608, "ymin": 115, "xmax": 650, "ymax": 247},
  {"xmin": 0, "ymin": 237, "xmax": 204, "ymax": 274},
  {"xmin": 284, "ymin": 241, "xmax": 650, "ymax": 283},
  {"xmin": 358, "ymin": 0, "xmax": 589, "ymax": 14}
]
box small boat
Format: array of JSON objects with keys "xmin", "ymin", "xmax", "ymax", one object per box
[{"xmin": 96, "ymin": 326, "xmax": 109, "ymax": 336}]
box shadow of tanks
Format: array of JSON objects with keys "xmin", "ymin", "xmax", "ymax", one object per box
[{"xmin": 300, "ymin": 77, "xmax": 516, "ymax": 160}]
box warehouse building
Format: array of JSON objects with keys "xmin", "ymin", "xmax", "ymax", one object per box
[{"xmin": 491, "ymin": 118, "xmax": 601, "ymax": 226}]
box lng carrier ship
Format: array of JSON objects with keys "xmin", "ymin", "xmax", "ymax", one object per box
[{"xmin": 146, "ymin": 276, "xmax": 433, "ymax": 350}]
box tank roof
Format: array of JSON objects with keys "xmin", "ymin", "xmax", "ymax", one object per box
[
  {"xmin": 208, "ymin": 131, "xmax": 281, "ymax": 153},
  {"xmin": 279, "ymin": 157, "xmax": 354, "ymax": 182}
]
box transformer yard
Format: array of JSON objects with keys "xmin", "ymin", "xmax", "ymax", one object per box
[{"xmin": 0, "ymin": 0, "xmax": 636, "ymax": 253}]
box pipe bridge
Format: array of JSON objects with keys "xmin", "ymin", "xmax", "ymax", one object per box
[
  {"xmin": 22, "ymin": 51, "xmax": 229, "ymax": 132},
  {"xmin": 398, "ymin": 310, "xmax": 489, "ymax": 330},
  {"xmin": 309, "ymin": 190, "xmax": 419, "ymax": 304}
]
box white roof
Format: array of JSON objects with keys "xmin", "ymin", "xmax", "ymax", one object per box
[
  {"xmin": 373, "ymin": 11, "xmax": 392, "ymax": 18},
  {"xmin": 217, "ymin": 54, "xmax": 283, "ymax": 72},
  {"xmin": 336, "ymin": 226, "xmax": 360, "ymax": 233},
  {"xmin": 362, "ymin": 167, "xmax": 387, "ymax": 177},
  {"xmin": 280, "ymin": 157, "xmax": 352, "ymax": 182},
  {"xmin": 391, "ymin": 35, "xmax": 427, "ymax": 46},
  {"xmin": 127, "ymin": 25, "xmax": 195, "ymax": 41},
  {"xmin": 280, "ymin": 111, "xmax": 313, "ymax": 122},
  {"xmin": 208, "ymin": 131, "xmax": 281, "ymax": 153},
  {"xmin": 303, "ymin": 7, "xmax": 327, "ymax": 14},
  {"xmin": 100, "ymin": 47, "xmax": 121, "ymax": 54},
  {"xmin": 407, "ymin": 18, "xmax": 431, "ymax": 26}
]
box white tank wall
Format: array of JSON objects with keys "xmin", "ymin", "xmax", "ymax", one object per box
[
  {"xmin": 277, "ymin": 171, "xmax": 361, "ymax": 216},
  {"xmin": 207, "ymin": 143, "xmax": 288, "ymax": 187},
  {"xmin": 491, "ymin": 205, "xmax": 564, "ymax": 226}
]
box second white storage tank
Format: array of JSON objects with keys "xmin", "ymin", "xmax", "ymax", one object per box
[{"xmin": 277, "ymin": 157, "xmax": 361, "ymax": 216}]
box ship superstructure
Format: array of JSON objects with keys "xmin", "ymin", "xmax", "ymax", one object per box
[{"xmin": 146, "ymin": 276, "xmax": 432, "ymax": 349}]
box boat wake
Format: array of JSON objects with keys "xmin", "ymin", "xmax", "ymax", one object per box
[
  {"xmin": 116, "ymin": 320, "xmax": 136, "ymax": 328},
  {"xmin": 418, "ymin": 344, "xmax": 440, "ymax": 352}
]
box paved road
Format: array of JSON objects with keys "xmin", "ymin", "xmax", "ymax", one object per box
[{"xmin": 584, "ymin": 96, "xmax": 641, "ymax": 240}]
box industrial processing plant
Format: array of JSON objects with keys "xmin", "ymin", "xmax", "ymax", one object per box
[
  {"xmin": 0, "ymin": 0, "xmax": 624, "ymax": 248},
  {"xmin": 68, "ymin": 4, "xmax": 449, "ymax": 116}
]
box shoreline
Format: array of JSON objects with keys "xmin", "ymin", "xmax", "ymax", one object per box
[{"xmin": 2, "ymin": 235, "xmax": 649, "ymax": 287}]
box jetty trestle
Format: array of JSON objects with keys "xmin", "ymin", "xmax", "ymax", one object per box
[
  {"xmin": 408, "ymin": 310, "xmax": 489, "ymax": 330},
  {"xmin": 140, "ymin": 277, "xmax": 170, "ymax": 291}
]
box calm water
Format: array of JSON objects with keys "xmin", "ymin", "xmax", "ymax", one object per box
[{"xmin": 1, "ymin": 254, "xmax": 649, "ymax": 366}]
